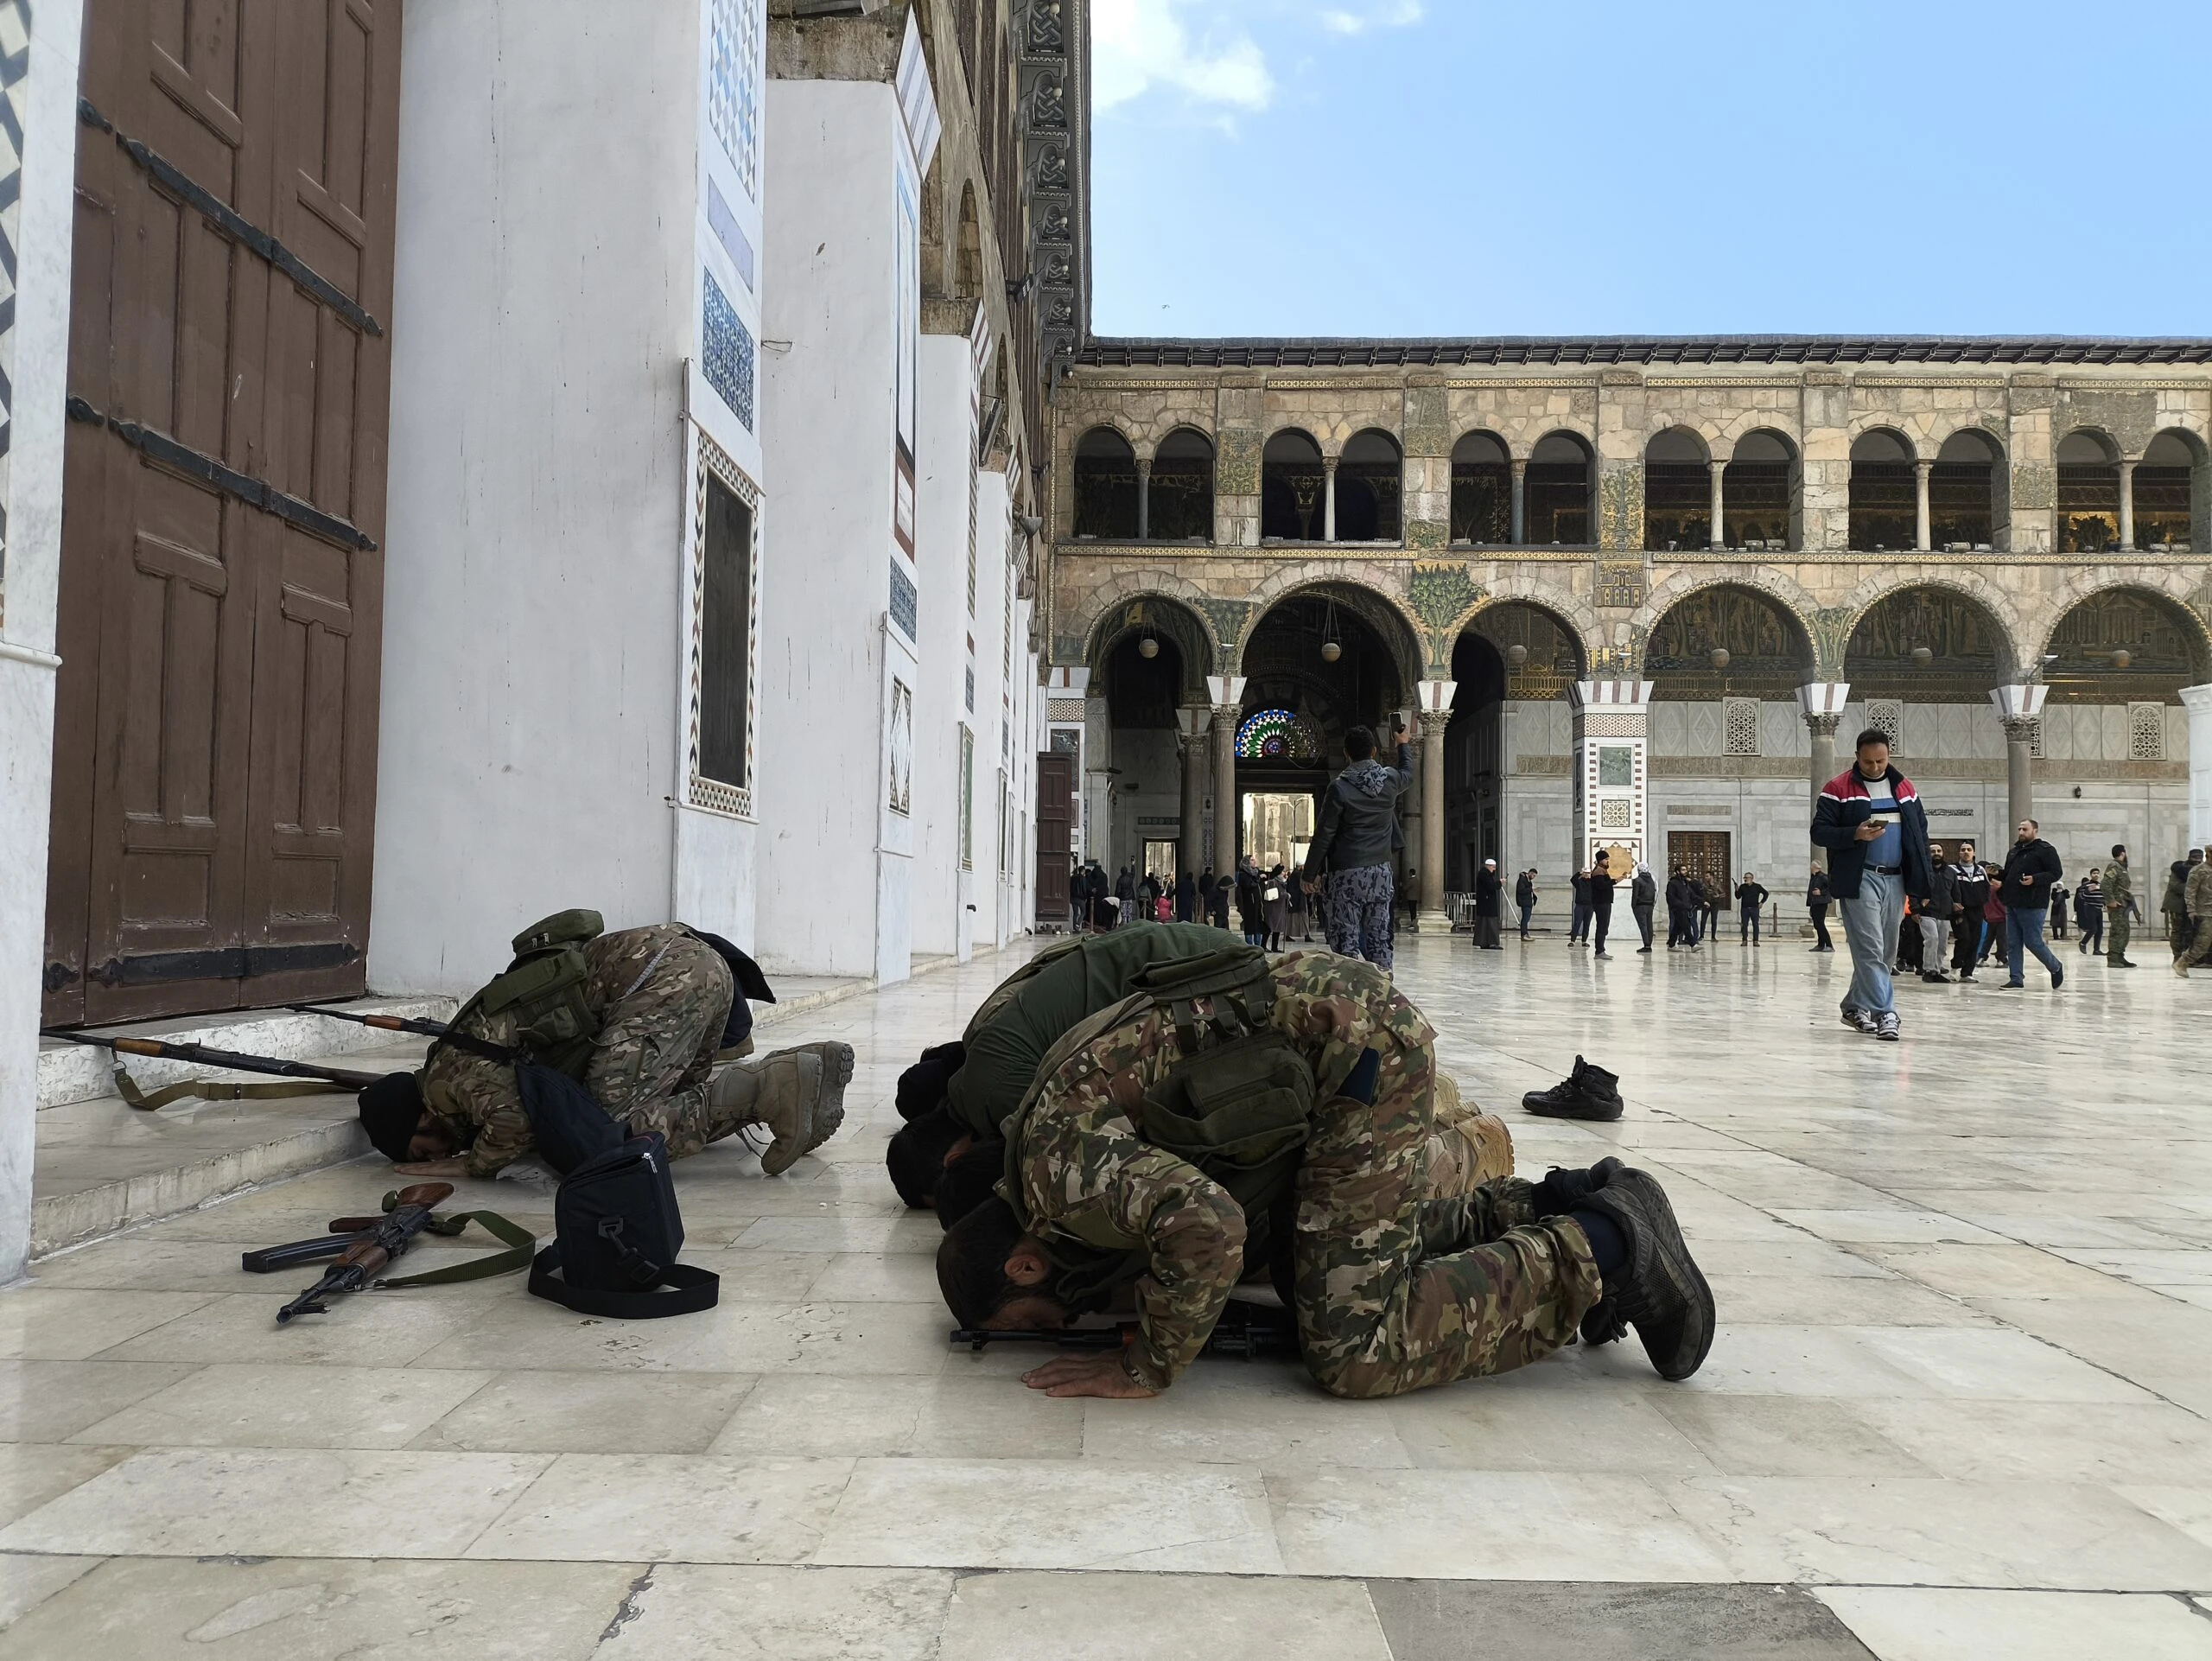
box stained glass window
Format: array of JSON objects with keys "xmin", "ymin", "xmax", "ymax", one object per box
[{"xmin": 1235, "ymin": 709, "xmax": 1324, "ymax": 762}]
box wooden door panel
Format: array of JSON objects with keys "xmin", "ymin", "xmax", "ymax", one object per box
[{"xmin": 49, "ymin": 0, "xmax": 400, "ymax": 1022}]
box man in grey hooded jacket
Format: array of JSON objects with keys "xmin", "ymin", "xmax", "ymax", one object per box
[{"xmin": 1302, "ymin": 723, "xmax": 1414, "ymax": 969}]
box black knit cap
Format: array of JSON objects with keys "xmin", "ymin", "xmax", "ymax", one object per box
[{"xmin": 358, "ymin": 1072, "xmax": 426, "ymax": 1163}]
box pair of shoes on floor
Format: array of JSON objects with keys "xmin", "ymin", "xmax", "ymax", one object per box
[
  {"xmin": 1557, "ymin": 1160, "xmax": 1715, "ymax": 1383},
  {"xmin": 1522, "ymin": 1055, "xmax": 1624, "ymax": 1122}
]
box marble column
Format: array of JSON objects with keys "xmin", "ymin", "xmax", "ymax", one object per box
[
  {"xmin": 1414, "ymin": 680, "xmax": 1457, "ymax": 932},
  {"xmin": 1989, "ymin": 684, "xmax": 2050, "ymax": 836},
  {"xmin": 1509, "ymin": 457, "xmax": 1527, "ymax": 545},
  {"xmin": 1206, "ymin": 673, "xmax": 1247, "ymax": 874},
  {"xmin": 1083, "ymin": 692, "xmax": 1114, "ymax": 872},
  {"xmin": 1176, "ymin": 706, "xmax": 1209, "ymax": 879},
  {"xmin": 1135, "ymin": 457, "xmax": 1152, "ymax": 540},
  {"xmin": 2182, "ymin": 684, "xmax": 2212, "ymax": 844},
  {"xmin": 1568, "ymin": 678, "xmax": 1655, "ymax": 888},
  {"xmin": 1322, "ymin": 457, "xmax": 1338, "ymax": 543},
  {"xmin": 1707, "ymin": 458, "xmax": 1726, "ymax": 550},
  {"xmin": 1796, "ymin": 682, "xmax": 1852, "ymax": 869},
  {"xmin": 1915, "ymin": 458, "xmax": 1934, "ymax": 552},
  {"xmin": 2118, "ymin": 459, "xmax": 2137, "ymax": 551}
]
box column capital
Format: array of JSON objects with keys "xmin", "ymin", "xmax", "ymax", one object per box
[
  {"xmin": 2118, "ymin": 456, "xmax": 2139, "ymax": 473},
  {"xmin": 1796, "ymin": 681, "xmax": 1851, "ymax": 717},
  {"xmin": 1205, "ymin": 674, "xmax": 1248, "ymax": 708},
  {"xmin": 1914, "ymin": 456, "xmax": 1935, "ymax": 474},
  {"xmin": 1989, "ymin": 683, "xmax": 2050, "ymax": 721},
  {"xmin": 2178, "ymin": 683, "xmax": 2212, "ymax": 712},
  {"xmin": 1135, "ymin": 456, "xmax": 1153, "ymax": 474},
  {"xmin": 1570, "ymin": 678, "xmax": 1655, "ymax": 715},
  {"xmin": 1322, "ymin": 455, "xmax": 1339, "ymax": 474},
  {"xmin": 1176, "ymin": 705, "xmax": 1211, "ymax": 741},
  {"xmin": 1803, "ymin": 712, "xmax": 1843, "ymax": 738},
  {"xmin": 1510, "ymin": 455, "xmax": 1528, "ymax": 474},
  {"xmin": 1415, "ymin": 707, "xmax": 1453, "ymax": 739},
  {"xmin": 1707, "ymin": 455, "xmax": 1727, "ymax": 474},
  {"xmin": 1999, "ymin": 714, "xmax": 2043, "ymax": 744}
]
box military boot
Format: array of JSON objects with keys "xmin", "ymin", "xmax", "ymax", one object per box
[
  {"xmin": 1520, "ymin": 1056, "xmax": 1624, "ymax": 1122},
  {"xmin": 1573, "ymin": 1166, "xmax": 1714, "ymax": 1381},
  {"xmin": 783, "ymin": 1041, "xmax": 855, "ymax": 1151},
  {"xmin": 1533, "ymin": 1158, "xmax": 1629, "ymax": 1348},
  {"xmin": 708, "ymin": 1050, "xmax": 823, "ymax": 1176}
]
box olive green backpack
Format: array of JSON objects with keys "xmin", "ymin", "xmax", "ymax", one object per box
[
  {"xmin": 1000, "ymin": 945, "xmax": 1315, "ymax": 1309},
  {"xmin": 438, "ymin": 909, "xmax": 606, "ymax": 1079}
]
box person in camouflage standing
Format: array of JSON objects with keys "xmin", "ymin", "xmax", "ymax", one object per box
[
  {"xmin": 365, "ymin": 922, "xmax": 853, "ymax": 1179},
  {"xmin": 2175, "ymin": 848, "xmax": 2212, "ymax": 977},
  {"xmin": 937, "ymin": 948, "xmax": 1712, "ymax": 1400},
  {"xmin": 2103, "ymin": 845, "xmax": 2139, "ymax": 968}
]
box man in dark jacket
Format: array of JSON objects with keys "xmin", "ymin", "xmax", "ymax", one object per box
[
  {"xmin": 1568, "ymin": 868, "xmax": 1593, "ymax": 946},
  {"xmin": 1302, "ymin": 724, "xmax": 1414, "ymax": 970},
  {"xmin": 1949, "ymin": 843, "xmax": 1990, "ymax": 981},
  {"xmin": 1515, "ymin": 869, "xmax": 1538, "ymax": 939},
  {"xmin": 1665, "ymin": 869, "xmax": 1700, "ymax": 950},
  {"xmin": 1918, "ymin": 856, "xmax": 1955, "ymax": 983},
  {"xmin": 1734, "ymin": 873, "xmax": 1770, "ymax": 945},
  {"xmin": 1175, "ymin": 869, "xmax": 1198, "ymax": 923},
  {"xmin": 2162, "ymin": 852, "xmax": 2201, "ymax": 958},
  {"xmin": 1588, "ymin": 850, "xmax": 1618, "ymax": 958},
  {"xmin": 1804, "ymin": 867, "xmax": 1833, "ymax": 951},
  {"xmin": 1473, "ymin": 858, "xmax": 1504, "ymax": 949},
  {"xmin": 1810, "ymin": 729, "xmax": 1934, "ymax": 1041},
  {"xmin": 1630, "ymin": 863, "xmax": 1658, "ymax": 952},
  {"xmin": 1696, "ymin": 878, "xmax": 1725, "ymax": 945},
  {"xmin": 1235, "ymin": 856, "xmax": 1266, "ymax": 945},
  {"xmin": 1995, "ymin": 818, "xmax": 2065, "ymax": 990},
  {"xmin": 1204, "ymin": 866, "xmax": 1231, "ymax": 930}
]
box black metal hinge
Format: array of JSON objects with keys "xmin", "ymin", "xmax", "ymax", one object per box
[
  {"xmin": 78, "ymin": 95, "xmax": 383, "ymax": 339},
  {"xmin": 66, "ymin": 396, "xmax": 377, "ymax": 551}
]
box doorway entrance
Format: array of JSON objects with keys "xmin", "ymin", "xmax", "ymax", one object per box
[
  {"xmin": 1141, "ymin": 839, "xmax": 1180, "ymax": 884},
  {"xmin": 1668, "ymin": 830, "xmax": 1733, "ymax": 898},
  {"xmin": 1242, "ymin": 793, "xmax": 1315, "ymax": 872}
]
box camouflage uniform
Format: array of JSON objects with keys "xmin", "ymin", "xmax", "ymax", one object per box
[
  {"xmin": 2104, "ymin": 860, "xmax": 2134, "ymax": 962},
  {"xmin": 423, "ymin": 924, "xmax": 734, "ymax": 1176},
  {"xmin": 1424, "ymin": 1072, "xmax": 1515, "ymax": 1196},
  {"xmin": 2179, "ymin": 860, "xmax": 2212, "ymax": 971},
  {"xmin": 1007, "ymin": 949, "xmax": 1597, "ymax": 1398}
]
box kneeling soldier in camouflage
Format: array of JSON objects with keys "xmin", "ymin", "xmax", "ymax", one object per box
[
  {"xmin": 359, "ymin": 911, "xmax": 852, "ymax": 1180},
  {"xmin": 937, "ymin": 947, "xmax": 1712, "ymax": 1400}
]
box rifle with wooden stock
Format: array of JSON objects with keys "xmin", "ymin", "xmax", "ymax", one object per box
[
  {"xmin": 49, "ymin": 1031, "xmax": 384, "ymax": 1110},
  {"xmin": 268, "ymin": 1182, "xmax": 536, "ymax": 1324}
]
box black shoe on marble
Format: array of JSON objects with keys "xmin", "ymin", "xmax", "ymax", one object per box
[
  {"xmin": 1522, "ymin": 1056, "xmax": 1624, "ymax": 1122},
  {"xmin": 1576, "ymin": 1168, "xmax": 1714, "ymax": 1382}
]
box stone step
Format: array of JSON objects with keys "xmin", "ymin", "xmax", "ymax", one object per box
[{"xmin": 36, "ymin": 996, "xmax": 458, "ymax": 1110}]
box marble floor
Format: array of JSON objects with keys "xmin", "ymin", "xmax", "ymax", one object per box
[{"xmin": 2, "ymin": 930, "xmax": 2210, "ymax": 1658}]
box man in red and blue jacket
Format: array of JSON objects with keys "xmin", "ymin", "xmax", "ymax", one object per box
[{"xmin": 1809, "ymin": 729, "xmax": 1935, "ymax": 1041}]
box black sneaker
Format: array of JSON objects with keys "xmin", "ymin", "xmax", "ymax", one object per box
[
  {"xmin": 1575, "ymin": 1167, "xmax": 1715, "ymax": 1381},
  {"xmin": 1521, "ymin": 1055, "xmax": 1624, "ymax": 1122}
]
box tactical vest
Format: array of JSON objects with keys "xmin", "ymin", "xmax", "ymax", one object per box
[
  {"xmin": 441, "ymin": 909, "xmax": 606, "ymax": 1079},
  {"xmin": 1001, "ymin": 945, "xmax": 1315, "ymax": 1312}
]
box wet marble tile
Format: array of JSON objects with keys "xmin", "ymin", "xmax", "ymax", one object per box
[
  {"xmin": 1814, "ymin": 1586, "xmax": 2212, "ymax": 1661},
  {"xmin": 0, "ymin": 1555, "xmax": 637, "ymax": 1660},
  {"xmin": 0, "ymin": 1359, "xmax": 199, "ymax": 1442},
  {"xmin": 0, "ymin": 1555, "xmax": 102, "ymax": 1635},
  {"xmin": 411, "ymin": 1369, "xmax": 758, "ymax": 1454},
  {"xmin": 938, "ymin": 1569, "xmax": 1394, "ymax": 1660},
  {"xmin": 0, "ymin": 1288, "xmax": 218, "ymax": 1359},
  {"xmin": 71, "ymin": 1362, "xmax": 496, "ymax": 1449},
  {"xmin": 466, "ymin": 1453, "xmax": 854, "ymax": 1564},
  {"xmin": 594, "ymin": 1564, "xmax": 954, "ymax": 1660},
  {"xmin": 817, "ymin": 1457, "xmax": 1283, "ymax": 1573}
]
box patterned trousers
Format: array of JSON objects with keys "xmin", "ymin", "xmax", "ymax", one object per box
[
  {"xmin": 1289, "ymin": 976, "xmax": 1601, "ymax": 1399},
  {"xmin": 1324, "ymin": 863, "xmax": 1397, "ymax": 970}
]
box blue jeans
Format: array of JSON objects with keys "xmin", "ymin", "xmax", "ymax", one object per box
[
  {"xmin": 2005, "ymin": 907, "xmax": 2061, "ymax": 983},
  {"xmin": 1517, "ymin": 901, "xmax": 1535, "ymax": 938},
  {"xmin": 1839, "ymin": 869, "xmax": 1905, "ymax": 1016}
]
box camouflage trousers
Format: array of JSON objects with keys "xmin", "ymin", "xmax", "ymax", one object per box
[
  {"xmin": 588, "ymin": 932, "xmax": 734, "ymax": 1157},
  {"xmin": 1422, "ymin": 1072, "xmax": 1515, "ymax": 1195},
  {"xmin": 2181, "ymin": 916, "xmax": 2212, "ymax": 970},
  {"xmin": 2107, "ymin": 911, "xmax": 2133, "ymax": 962},
  {"xmin": 1288, "ymin": 983, "xmax": 1599, "ymax": 1399},
  {"xmin": 1323, "ymin": 862, "xmax": 1396, "ymax": 971}
]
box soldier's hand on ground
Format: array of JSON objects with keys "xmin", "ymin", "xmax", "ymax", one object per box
[
  {"xmin": 1020, "ymin": 1352, "xmax": 1158, "ymax": 1398},
  {"xmin": 391, "ymin": 1157, "xmax": 471, "ymax": 1178}
]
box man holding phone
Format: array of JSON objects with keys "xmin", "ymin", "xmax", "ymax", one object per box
[
  {"xmin": 1811, "ymin": 730, "xmax": 1934, "ymax": 1041},
  {"xmin": 1303, "ymin": 722, "xmax": 1415, "ymax": 970}
]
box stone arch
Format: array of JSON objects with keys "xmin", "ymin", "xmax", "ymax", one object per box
[
  {"xmin": 1240, "ymin": 568, "xmax": 1426, "ymax": 690},
  {"xmin": 1834, "ymin": 570, "xmax": 2030, "ymax": 684},
  {"xmin": 1513, "ymin": 423, "xmax": 1596, "ymax": 461},
  {"xmin": 1714, "ymin": 424, "xmax": 1800, "ymax": 463},
  {"xmin": 1847, "ymin": 420, "xmax": 1924, "ymax": 461},
  {"xmin": 1636, "ymin": 569, "xmax": 1822, "ymax": 671},
  {"xmin": 1083, "ymin": 589, "xmax": 1221, "ymax": 705},
  {"xmin": 1449, "ymin": 430, "xmax": 1512, "ymax": 545},
  {"xmin": 1640, "ymin": 578, "xmax": 1819, "ymax": 701},
  {"xmin": 1439, "ymin": 576, "xmax": 1603, "ymax": 679},
  {"xmin": 1071, "ymin": 425, "xmax": 1141, "ymax": 539},
  {"xmin": 2024, "ymin": 572, "xmax": 2212, "ymax": 685}
]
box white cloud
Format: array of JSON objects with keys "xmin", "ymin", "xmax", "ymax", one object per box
[
  {"xmin": 1319, "ymin": 0, "xmax": 1423, "ymax": 35},
  {"xmin": 1092, "ymin": 0, "xmax": 1274, "ymax": 113}
]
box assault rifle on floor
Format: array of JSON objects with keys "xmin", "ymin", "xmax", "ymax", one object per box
[
  {"xmin": 952, "ymin": 1305, "xmax": 1299, "ymax": 1361},
  {"xmin": 48, "ymin": 1031, "xmax": 385, "ymax": 1110},
  {"xmin": 264, "ymin": 1181, "xmax": 535, "ymax": 1324}
]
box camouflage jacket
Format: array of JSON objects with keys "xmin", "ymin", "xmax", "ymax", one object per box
[
  {"xmin": 423, "ymin": 923, "xmax": 698, "ymax": 1177},
  {"xmin": 2189, "ymin": 861, "xmax": 2212, "ymax": 920},
  {"xmin": 2103, "ymin": 862, "xmax": 2133, "ymax": 911},
  {"xmin": 1006, "ymin": 949, "xmax": 1428, "ymax": 1391}
]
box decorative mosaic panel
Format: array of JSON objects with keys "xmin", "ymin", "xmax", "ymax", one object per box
[
  {"xmin": 1723, "ymin": 697, "xmax": 1762, "ymax": 757},
  {"xmin": 2129, "ymin": 702, "xmax": 2166, "ymax": 761},
  {"xmin": 888, "ymin": 678, "xmax": 914, "ymax": 816},
  {"xmin": 686, "ymin": 430, "xmax": 760, "ymax": 820},
  {"xmin": 888, "ymin": 559, "xmax": 918, "ymax": 640},
  {"xmin": 1866, "ymin": 699, "xmax": 1904, "ymax": 753},
  {"xmin": 1600, "ymin": 798, "xmax": 1632, "ymax": 830},
  {"xmin": 965, "ymin": 665, "xmax": 976, "ymax": 714},
  {"xmin": 709, "ymin": 0, "xmax": 761, "ymax": 200},
  {"xmin": 1595, "ymin": 561, "xmax": 1646, "ymax": 609},
  {"xmin": 702, "ymin": 270, "xmax": 755, "ymax": 430}
]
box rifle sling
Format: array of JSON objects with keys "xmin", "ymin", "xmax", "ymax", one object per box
[
  {"xmin": 113, "ymin": 1066, "xmax": 359, "ymax": 1111},
  {"xmin": 378, "ymin": 1210, "xmax": 537, "ymax": 1287}
]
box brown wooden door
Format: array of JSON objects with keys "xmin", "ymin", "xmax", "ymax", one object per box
[
  {"xmin": 1034, "ymin": 750, "xmax": 1074, "ymax": 925},
  {"xmin": 44, "ymin": 0, "xmax": 402, "ymax": 1025},
  {"xmin": 1668, "ymin": 830, "xmax": 1732, "ymax": 901}
]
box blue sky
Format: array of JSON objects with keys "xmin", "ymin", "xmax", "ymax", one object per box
[{"xmin": 1088, "ymin": 1, "xmax": 2212, "ymax": 339}]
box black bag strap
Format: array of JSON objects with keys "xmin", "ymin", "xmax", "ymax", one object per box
[{"xmin": 527, "ymin": 1243, "xmax": 720, "ymax": 1320}]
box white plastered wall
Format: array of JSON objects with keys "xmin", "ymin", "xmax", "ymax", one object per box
[
  {"xmin": 372, "ymin": 0, "xmax": 699, "ymax": 996},
  {"xmin": 909, "ymin": 334, "xmax": 976, "ymax": 960}
]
